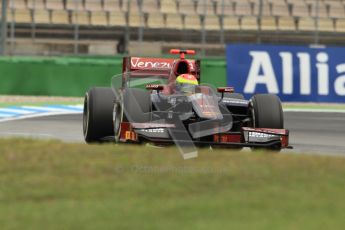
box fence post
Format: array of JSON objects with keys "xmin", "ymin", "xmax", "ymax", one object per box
[
  {"xmin": 31, "ymin": 0, "xmax": 36, "ymax": 40},
  {"xmin": 314, "ymin": 0, "xmax": 320, "ymax": 44},
  {"xmin": 73, "ymin": 0, "xmax": 79, "ymax": 55},
  {"xmin": 257, "ymin": 0, "xmax": 263, "ymax": 43},
  {"xmin": 138, "ymin": 0, "xmax": 143, "ymax": 55},
  {"xmin": 125, "ymin": 0, "xmax": 130, "ymax": 54},
  {"xmin": 201, "ymin": 0, "xmax": 206, "ymax": 56},
  {"xmin": 9, "ymin": 0, "xmax": 14, "ymax": 55},
  {"xmin": 220, "ymin": 0, "xmax": 224, "ymax": 44},
  {"xmin": 0, "ymin": 0, "xmax": 8, "ymax": 55}
]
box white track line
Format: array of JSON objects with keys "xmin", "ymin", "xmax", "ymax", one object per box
[
  {"xmin": 21, "ymin": 106, "xmax": 82, "ymax": 112},
  {"xmin": 0, "ymin": 113, "xmax": 14, "ymax": 118},
  {"xmin": 68, "ymin": 105, "xmax": 83, "ymax": 109},
  {"xmin": 284, "ymin": 108, "xmax": 345, "ymax": 113},
  {"xmin": 0, "ymin": 111, "xmax": 81, "ymax": 123},
  {"xmin": 0, "ymin": 108, "xmax": 34, "ymax": 114}
]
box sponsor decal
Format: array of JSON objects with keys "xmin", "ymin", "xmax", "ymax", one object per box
[
  {"xmin": 130, "ymin": 57, "xmax": 196, "ymax": 71},
  {"xmin": 221, "ymin": 98, "xmax": 248, "ymax": 105},
  {"xmin": 242, "ymin": 127, "xmax": 288, "ymax": 135},
  {"xmin": 248, "ymin": 131, "xmax": 279, "ymax": 142},
  {"xmin": 248, "ymin": 132, "xmax": 277, "ymax": 138},
  {"xmin": 227, "ymin": 44, "xmax": 345, "ymax": 102},
  {"xmin": 243, "ymin": 131, "xmax": 279, "ymax": 143},
  {"xmin": 146, "ymin": 84, "xmax": 164, "ymax": 90},
  {"xmin": 132, "ymin": 123, "xmax": 175, "ymax": 129},
  {"xmin": 131, "ymin": 57, "xmax": 172, "ymax": 69},
  {"xmin": 140, "ymin": 128, "xmax": 165, "ymax": 133}
]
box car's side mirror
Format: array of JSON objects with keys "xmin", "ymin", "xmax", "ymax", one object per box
[
  {"xmin": 217, "ymin": 87, "xmax": 235, "ymax": 100},
  {"xmin": 217, "ymin": 87, "xmax": 235, "ymax": 93}
]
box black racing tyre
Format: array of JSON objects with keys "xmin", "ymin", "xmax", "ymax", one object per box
[
  {"xmin": 224, "ymin": 93, "xmax": 245, "ymax": 100},
  {"xmin": 83, "ymin": 87, "xmax": 116, "ymax": 143},
  {"xmin": 113, "ymin": 101, "xmax": 123, "ymax": 143},
  {"xmin": 123, "ymin": 88, "xmax": 151, "ymax": 123},
  {"xmin": 250, "ymin": 94, "xmax": 284, "ymax": 129},
  {"xmin": 250, "ymin": 94, "xmax": 284, "ymax": 151}
]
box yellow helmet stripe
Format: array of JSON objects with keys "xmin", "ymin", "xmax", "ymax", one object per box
[{"xmin": 176, "ymin": 75, "xmax": 198, "ymax": 85}]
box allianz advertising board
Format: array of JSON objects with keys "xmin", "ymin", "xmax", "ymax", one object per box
[{"xmin": 226, "ymin": 44, "xmax": 345, "ymax": 102}]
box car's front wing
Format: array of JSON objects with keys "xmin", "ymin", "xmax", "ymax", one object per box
[{"xmin": 119, "ymin": 122, "xmax": 292, "ymax": 149}]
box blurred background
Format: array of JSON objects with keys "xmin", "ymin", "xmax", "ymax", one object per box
[
  {"xmin": 1, "ymin": 0, "xmax": 344, "ymax": 57},
  {"xmin": 0, "ymin": 0, "xmax": 344, "ymax": 100}
]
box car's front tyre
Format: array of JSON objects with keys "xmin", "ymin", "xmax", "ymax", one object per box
[
  {"xmin": 250, "ymin": 94, "xmax": 284, "ymax": 151},
  {"xmin": 250, "ymin": 94, "xmax": 284, "ymax": 129}
]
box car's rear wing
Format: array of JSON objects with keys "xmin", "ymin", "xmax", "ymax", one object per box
[{"xmin": 122, "ymin": 57, "xmax": 200, "ymax": 78}]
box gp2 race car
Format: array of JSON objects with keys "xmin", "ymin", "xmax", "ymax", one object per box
[{"xmin": 83, "ymin": 49, "xmax": 291, "ymax": 153}]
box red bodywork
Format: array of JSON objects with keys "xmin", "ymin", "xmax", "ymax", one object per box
[
  {"xmin": 117, "ymin": 50, "xmax": 291, "ymax": 149},
  {"xmin": 122, "ymin": 57, "xmax": 200, "ymax": 79},
  {"xmin": 217, "ymin": 87, "xmax": 235, "ymax": 93},
  {"xmin": 122, "ymin": 56, "xmax": 201, "ymax": 95}
]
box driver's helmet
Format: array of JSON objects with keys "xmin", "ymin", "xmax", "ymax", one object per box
[{"xmin": 175, "ymin": 74, "xmax": 198, "ymax": 94}]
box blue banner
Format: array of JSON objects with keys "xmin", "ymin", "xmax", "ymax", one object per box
[{"xmin": 226, "ymin": 44, "xmax": 345, "ymax": 102}]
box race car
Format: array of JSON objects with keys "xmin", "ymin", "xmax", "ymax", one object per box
[{"xmin": 83, "ymin": 49, "xmax": 291, "ymax": 153}]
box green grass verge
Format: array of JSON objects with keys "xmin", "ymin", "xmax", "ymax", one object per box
[{"xmin": 1, "ymin": 138, "xmax": 345, "ymax": 229}]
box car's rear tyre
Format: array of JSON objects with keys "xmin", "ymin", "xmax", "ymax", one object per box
[
  {"xmin": 83, "ymin": 87, "xmax": 115, "ymax": 143},
  {"xmin": 123, "ymin": 88, "xmax": 151, "ymax": 123},
  {"xmin": 113, "ymin": 101, "xmax": 123, "ymax": 143},
  {"xmin": 250, "ymin": 94, "xmax": 284, "ymax": 151}
]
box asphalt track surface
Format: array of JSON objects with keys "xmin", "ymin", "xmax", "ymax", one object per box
[{"xmin": 0, "ymin": 112, "xmax": 344, "ymax": 155}]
